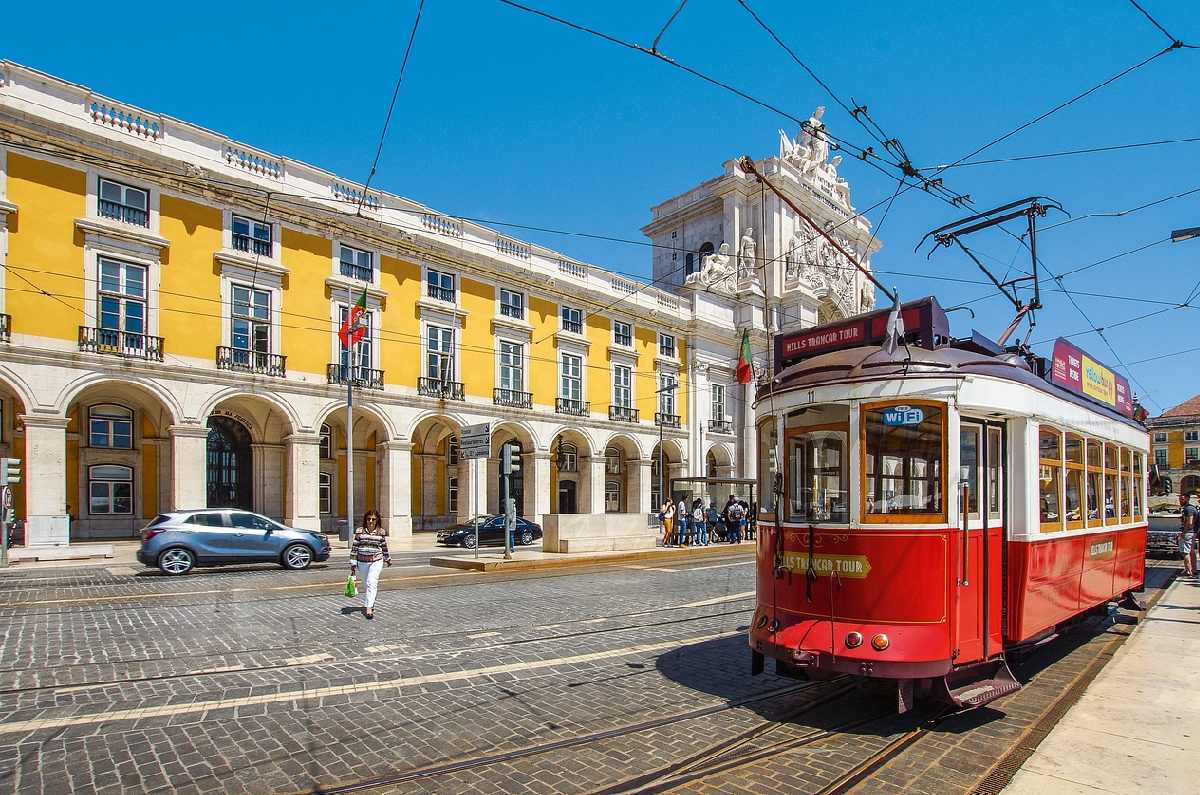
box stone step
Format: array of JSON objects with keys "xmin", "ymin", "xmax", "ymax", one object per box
[{"xmin": 558, "ymin": 534, "xmax": 660, "ymax": 554}]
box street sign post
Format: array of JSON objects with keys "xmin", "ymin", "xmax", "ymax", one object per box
[{"xmin": 458, "ymin": 423, "xmax": 491, "ymax": 558}]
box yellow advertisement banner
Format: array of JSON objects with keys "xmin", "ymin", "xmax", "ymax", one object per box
[
  {"xmin": 779, "ymin": 552, "xmax": 872, "ymax": 579},
  {"xmin": 1080, "ymin": 355, "xmax": 1116, "ymax": 406}
]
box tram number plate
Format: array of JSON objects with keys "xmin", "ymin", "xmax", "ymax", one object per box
[
  {"xmin": 882, "ymin": 405, "xmax": 924, "ymax": 427},
  {"xmin": 779, "ymin": 552, "xmax": 872, "ymax": 579}
]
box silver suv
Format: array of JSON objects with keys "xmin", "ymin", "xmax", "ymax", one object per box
[{"xmin": 137, "ymin": 509, "xmax": 332, "ymax": 575}]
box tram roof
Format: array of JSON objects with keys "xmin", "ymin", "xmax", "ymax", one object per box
[{"xmin": 762, "ymin": 334, "xmax": 1146, "ymax": 432}]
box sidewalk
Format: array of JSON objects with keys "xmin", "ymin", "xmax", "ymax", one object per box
[{"xmin": 1003, "ymin": 576, "xmax": 1200, "ymax": 794}]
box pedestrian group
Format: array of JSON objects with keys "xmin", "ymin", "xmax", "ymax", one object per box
[{"xmin": 659, "ymin": 494, "xmax": 755, "ymax": 547}]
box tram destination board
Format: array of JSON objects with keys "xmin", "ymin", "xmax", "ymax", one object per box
[
  {"xmin": 774, "ymin": 296, "xmax": 949, "ymax": 371},
  {"xmin": 1049, "ymin": 339, "xmax": 1134, "ymax": 417}
]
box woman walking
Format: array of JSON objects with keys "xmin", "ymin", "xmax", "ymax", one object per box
[{"xmin": 350, "ymin": 509, "xmax": 391, "ymax": 619}]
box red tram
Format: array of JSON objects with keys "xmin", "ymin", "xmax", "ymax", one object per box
[{"xmin": 749, "ymin": 297, "xmax": 1148, "ymax": 711}]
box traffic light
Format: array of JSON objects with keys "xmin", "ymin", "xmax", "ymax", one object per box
[
  {"xmin": 500, "ymin": 443, "xmax": 521, "ymax": 475},
  {"xmin": 1, "ymin": 458, "xmax": 19, "ymax": 486}
]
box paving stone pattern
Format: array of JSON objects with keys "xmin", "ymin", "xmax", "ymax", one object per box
[{"xmin": 0, "ymin": 556, "xmax": 1172, "ymax": 794}]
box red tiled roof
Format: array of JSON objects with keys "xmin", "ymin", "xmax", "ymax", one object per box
[{"xmin": 1162, "ymin": 395, "xmax": 1200, "ymax": 418}]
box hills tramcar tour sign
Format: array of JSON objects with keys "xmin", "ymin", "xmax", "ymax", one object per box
[
  {"xmin": 1049, "ymin": 339, "xmax": 1133, "ymax": 418},
  {"xmin": 774, "ymin": 296, "xmax": 950, "ymax": 371}
]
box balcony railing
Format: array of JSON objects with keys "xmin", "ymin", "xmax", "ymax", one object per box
[
  {"xmin": 418, "ymin": 377, "xmax": 465, "ymax": 401},
  {"xmin": 556, "ymin": 397, "xmax": 590, "ymax": 417},
  {"xmin": 233, "ymin": 233, "xmax": 272, "ymax": 257},
  {"xmin": 79, "ymin": 327, "xmax": 164, "ymax": 361},
  {"xmin": 426, "ymin": 283, "xmax": 456, "ymax": 303},
  {"xmin": 655, "ymin": 412, "xmax": 681, "ymax": 429},
  {"xmin": 216, "ymin": 346, "xmax": 286, "ymax": 377},
  {"xmin": 0, "ymin": 314, "xmax": 10, "ymax": 343},
  {"xmin": 500, "ymin": 303, "xmax": 524, "ymax": 320},
  {"xmin": 708, "ymin": 419, "xmax": 733, "ymax": 434},
  {"xmin": 609, "ymin": 405, "xmax": 639, "ymax": 423},
  {"xmin": 97, "ymin": 198, "xmax": 148, "ymax": 227},
  {"xmin": 562, "ymin": 318, "xmax": 583, "ymax": 334},
  {"xmin": 495, "ymin": 388, "xmax": 533, "ymax": 409},
  {"xmin": 327, "ymin": 363, "xmax": 384, "ymax": 390},
  {"xmin": 339, "ymin": 260, "xmax": 373, "ymax": 282}
]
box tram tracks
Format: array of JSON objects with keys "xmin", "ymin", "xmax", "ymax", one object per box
[{"xmin": 0, "ymin": 595, "xmax": 757, "ymax": 698}]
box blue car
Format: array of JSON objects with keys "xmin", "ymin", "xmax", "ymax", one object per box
[{"xmin": 137, "ymin": 509, "xmax": 331, "ymax": 575}]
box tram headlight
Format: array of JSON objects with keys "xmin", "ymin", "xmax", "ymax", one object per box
[
  {"xmin": 870, "ymin": 633, "xmax": 890, "ymax": 651},
  {"xmin": 844, "ymin": 631, "xmax": 863, "ymax": 649}
]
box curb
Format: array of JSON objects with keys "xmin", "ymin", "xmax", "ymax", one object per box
[{"xmin": 430, "ymin": 542, "xmax": 756, "ymax": 572}]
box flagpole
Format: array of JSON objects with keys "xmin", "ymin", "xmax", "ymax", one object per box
[{"xmin": 346, "ymin": 287, "xmax": 355, "ymax": 548}]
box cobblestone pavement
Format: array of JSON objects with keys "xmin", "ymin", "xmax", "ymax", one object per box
[{"xmin": 0, "ymin": 551, "xmax": 1176, "ymax": 794}]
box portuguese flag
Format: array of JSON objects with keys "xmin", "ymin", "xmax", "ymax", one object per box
[
  {"xmin": 338, "ymin": 287, "xmax": 369, "ymax": 349},
  {"xmin": 735, "ymin": 329, "xmax": 754, "ymax": 384}
]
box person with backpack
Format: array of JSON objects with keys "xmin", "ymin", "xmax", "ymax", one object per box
[
  {"xmin": 707, "ymin": 501, "xmax": 723, "ymax": 543},
  {"xmin": 725, "ymin": 496, "xmax": 745, "ymax": 543},
  {"xmin": 691, "ymin": 498, "xmax": 707, "ymax": 545},
  {"xmin": 677, "ymin": 496, "xmax": 692, "ymax": 546}
]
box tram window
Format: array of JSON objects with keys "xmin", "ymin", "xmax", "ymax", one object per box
[
  {"xmin": 1038, "ymin": 428, "xmax": 1063, "ymax": 532},
  {"xmin": 959, "ymin": 428, "xmax": 980, "ymax": 519},
  {"xmin": 1104, "ymin": 444, "xmax": 1118, "ymax": 521},
  {"xmin": 1064, "ymin": 434, "xmax": 1084, "ymax": 530},
  {"xmin": 863, "ymin": 402, "xmax": 944, "ymax": 518},
  {"xmin": 758, "ymin": 419, "xmax": 779, "ymax": 515},
  {"xmin": 1119, "ymin": 448, "xmax": 1131, "ymax": 522},
  {"xmin": 987, "ymin": 427, "xmax": 1003, "ymax": 520},
  {"xmin": 788, "ymin": 431, "xmax": 848, "ymax": 522},
  {"xmin": 1132, "ymin": 453, "xmax": 1144, "ymax": 519},
  {"xmin": 1086, "ymin": 440, "xmax": 1103, "ymax": 527}
]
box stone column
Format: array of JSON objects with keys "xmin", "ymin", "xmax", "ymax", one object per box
[
  {"xmin": 21, "ymin": 414, "xmax": 70, "ymax": 547},
  {"xmin": 631, "ymin": 457, "xmax": 653, "ymax": 515},
  {"xmin": 285, "ymin": 433, "xmax": 321, "ymax": 532},
  {"xmin": 668, "ymin": 462, "xmax": 688, "ymax": 502},
  {"xmin": 486, "ymin": 457, "xmax": 500, "ymax": 515},
  {"xmin": 169, "ymin": 424, "xmax": 210, "ymax": 512},
  {"xmin": 378, "ymin": 440, "xmax": 413, "ymax": 537},
  {"xmin": 740, "ymin": 382, "xmax": 757, "ymax": 482},
  {"xmin": 585, "ymin": 456, "xmax": 607, "ymax": 515},
  {"xmin": 526, "ymin": 452, "xmax": 552, "ymax": 523}
]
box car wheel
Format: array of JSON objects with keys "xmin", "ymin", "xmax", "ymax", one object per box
[
  {"xmin": 462, "ymin": 533, "xmax": 477, "ymax": 550},
  {"xmin": 520, "ymin": 529, "xmax": 534, "ymax": 545},
  {"xmin": 158, "ymin": 547, "xmax": 195, "ymax": 576},
  {"xmin": 281, "ymin": 543, "xmax": 314, "ymax": 570}
]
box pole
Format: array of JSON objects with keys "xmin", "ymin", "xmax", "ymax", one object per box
[
  {"xmin": 0, "ymin": 485, "xmax": 9, "ymax": 568},
  {"xmin": 345, "ymin": 287, "xmax": 355, "ymax": 546},
  {"xmin": 473, "ymin": 456, "xmax": 480, "ymax": 559}
]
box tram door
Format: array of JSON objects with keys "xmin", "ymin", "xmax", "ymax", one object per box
[{"xmin": 957, "ymin": 421, "xmax": 1006, "ymax": 663}]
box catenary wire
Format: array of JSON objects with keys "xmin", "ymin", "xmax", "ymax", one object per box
[
  {"xmin": 1126, "ymin": 0, "xmax": 1198, "ymax": 48},
  {"xmin": 354, "ymin": 0, "xmax": 426, "ymax": 215},
  {"xmin": 1038, "ymin": 184, "xmax": 1200, "ymax": 233},
  {"xmin": 923, "ymin": 136, "xmax": 1200, "ymax": 170}
]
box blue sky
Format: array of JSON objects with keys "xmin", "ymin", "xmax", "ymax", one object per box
[{"xmin": 6, "ymin": 1, "xmax": 1199, "ymax": 411}]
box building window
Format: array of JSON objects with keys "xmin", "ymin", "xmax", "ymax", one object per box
[
  {"xmin": 231, "ymin": 284, "xmax": 271, "ymax": 360},
  {"xmin": 605, "ymin": 480, "xmax": 622, "ymax": 513},
  {"xmin": 658, "ymin": 333, "xmax": 676, "ymax": 358},
  {"xmin": 319, "ymin": 472, "xmax": 332, "ymax": 515},
  {"xmin": 613, "ymin": 320, "xmax": 632, "ymax": 348},
  {"xmin": 658, "ymin": 373, "xmax": 677, "ymax": 416},
  {"xmin": 613, "ymin": 364, "xmax": 632, "ymax": 409},
  {"xmin": 1155, "ymin": 448, "xmax": 1168, "ymax": 468},
  {"xmin": 557, "ymin": 443, "xmax": 578, "ymax": 472},
  {"xmin": 1187, "ymin": 431, "xmax": 1199, "ymax": 442},
  {"xmin": 1187, "ymin": 447, "xmax": 1199, "ymax": 464},
  {"xmin": 320, "ymin": 424, "xmax": 332, "ymax": 459},
  {"xmin": 232, "ymin": 215, "xmax": 272, "ymax": 257},
  {"xmin": 684, "ymin": 252, "xmax": 695, "ymax": 275},
  {"xmin": 605, "ymin": 446, "xmax": 622, "ymax": 474},
  {"xmin": 98, "ymin": 257, "xmax": 147, "ymax": 346},
  {"xmin": 427, "ymin": 269, "xmax": 455, "ymax": 302},
  {"xmin": 88, "ymin": 464, "xmax": 133, "ymax": 515},
  {"xmin": 561, "ymin": 305, "xmax": 583, "ymax": 334},
  {"xmin": 561, "ymin": 353, "xmax": 583, "ymax": 402},
  {"xmin": 98, "ymin": 177, "xmax": 149, "ymax": 227},
  {"xmin": 499, "ymin": 289, "xmax": 524, "ymax": 320},
  {"xmin": 338, "ymin": 305, "xmax": 373, "ymax": 370},
  {"xmin": 448, "ymin": 470, "xmax": 458, "ymax": 514},
  {"xmin": 339, "ymin": 244, "xmax": 373, "ymax": 282},
  {"xmin": 499, "ymin": 340, "xmax": 524, "ymax": 392},
  {"xmin": 711, "ymin": 384, "xmax": 725, "ymax": 422},
  {"xmin": 426, "ymin": 325, "xmax": 454, "ymax": 381},
  {"xmin": 89, "ymin": 404, "xmax": 133, "ymax": 449},
  {"xmin": 1154, "ymin": 432, "xmax": 1168, "ymax": 442},
  {"xmin": 698, "ymin": 242, "xmax": 714, "ymax": 263}
]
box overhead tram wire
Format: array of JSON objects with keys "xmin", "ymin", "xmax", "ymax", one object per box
[
  {"xmin": 923, "ymin": 135, "xmax": 1200, "ymax": 170},
  {"xmin": 1126, "ymin": 0, "xmax": 1198, "ymax": 49},
  {"xmin": 354, "ymin": 0, "xmax": 426, "ymax": 215},
  {"xmin": 1038, "ymin": 184, "xmax": 1200, "ymax": 233}
]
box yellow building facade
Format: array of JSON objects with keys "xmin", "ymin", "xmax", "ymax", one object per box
[{"xmin": 5, "ymin": 61, "xmax": 838, "ymax": 547}]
